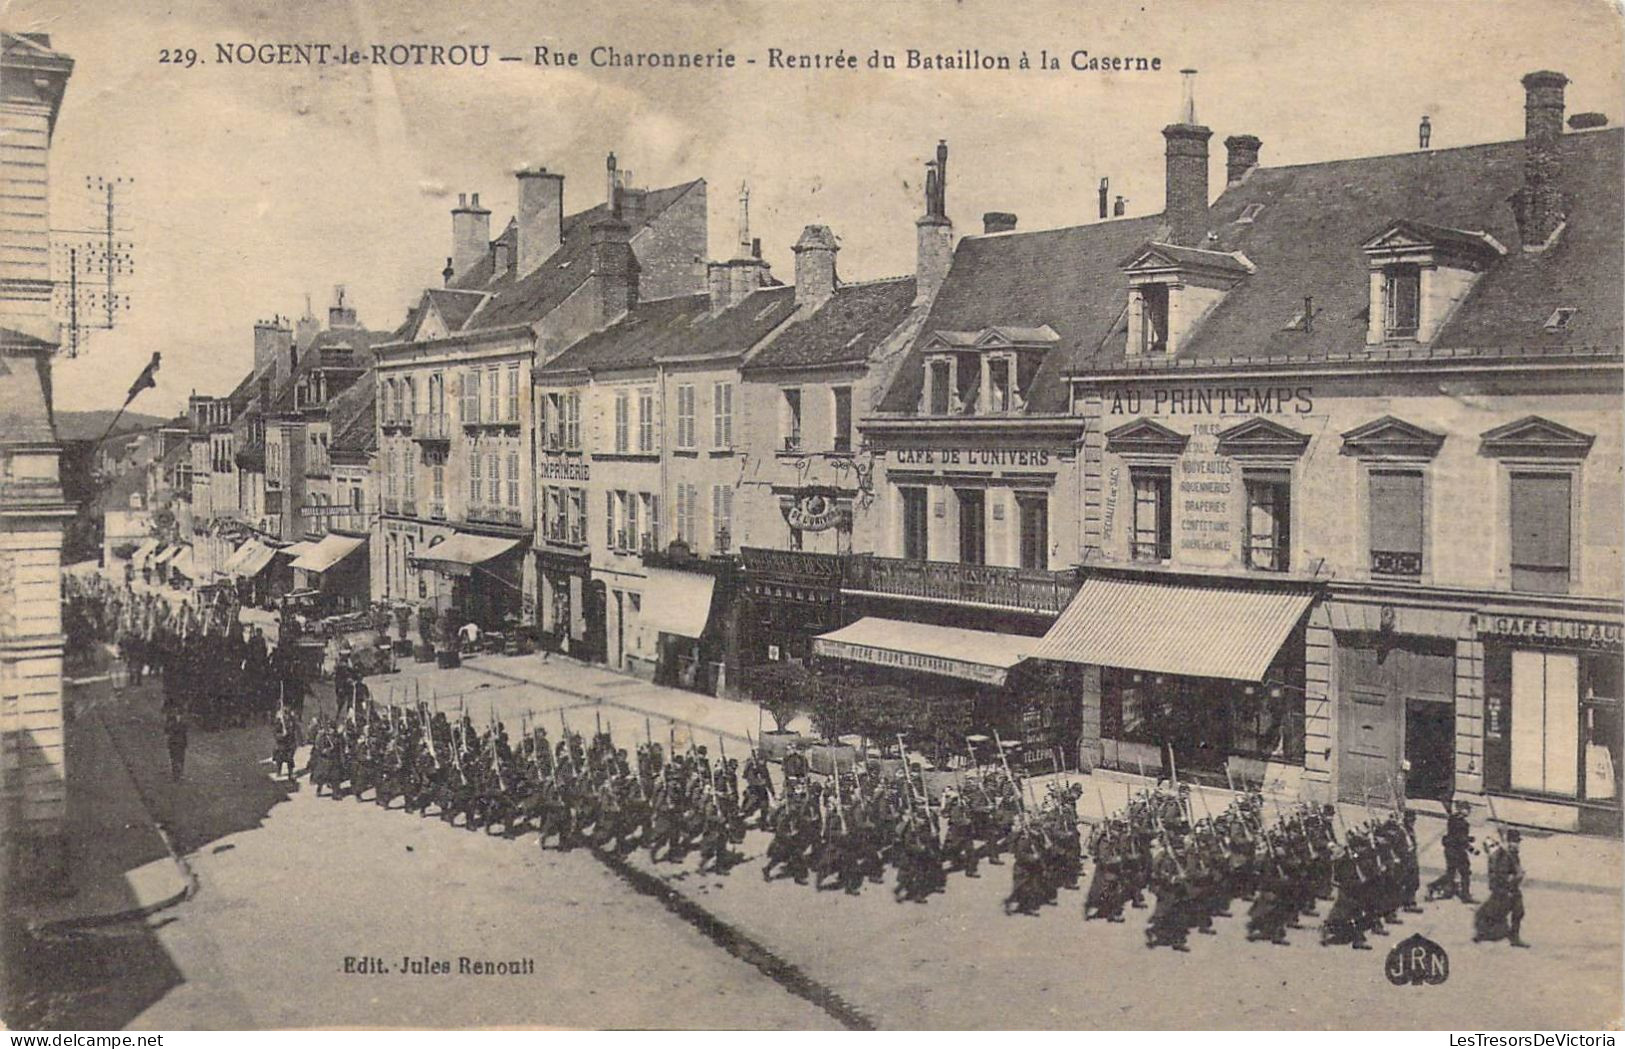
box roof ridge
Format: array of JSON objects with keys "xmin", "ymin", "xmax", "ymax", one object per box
[{"xmin": 1249, "ymin": 127, "xmax": 1622, "ymax": 176}]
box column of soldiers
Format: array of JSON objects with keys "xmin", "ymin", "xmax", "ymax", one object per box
[{"xmin": 64, "ymin": 573, "xmax": 303, "ymax": 730}]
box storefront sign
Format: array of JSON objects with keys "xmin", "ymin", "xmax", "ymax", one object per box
[
  {"xmin": 814, "ymin": 638, "xmax": 1010, "ymax": 686},
  {"xmin": 1474, "ymin": 614, "xmax": 1623, "ymax": 650},
  {"xmin": 784, "ymin": 492, "xmax": 847, "ymax": 532},
  {"xmin": 1105, "ymin": 384, "xmax": 1315, "ymax": 417},
  {"xmin": 893, "ymin": 448, "xmax": 1052, "ymax": 468},
  {"xmin": 1176, "ymin": 424, "xmax": 1234, "ymax": 565},
  {"xmin": 540, "ymin": 456, "xmax": 590, "ymax": 481}
]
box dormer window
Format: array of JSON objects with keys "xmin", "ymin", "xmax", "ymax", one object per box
[
  {"xmin": 1362, "ymin": 220, "xmax": 1503, "ymax": 345},
  {"xmin": 1121, "ymin": 243, "xmax": 1254, "ymax": 358},
  {"xmin": 1544, "ymin": 307, "xmax": 1577, "ymax": 332},
  {"xmin": 1382, "ymin": 264, "xmax": 1421, "ymax": 338},
  {"xmin": 927, "ymin": 357, "xmax": 952, "ymax": 415},
  {"xmin": 1139, "ymin": 284, "xmax": 1169, "ymax": 354}
]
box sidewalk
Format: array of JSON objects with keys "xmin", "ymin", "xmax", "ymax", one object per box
[{"xmin": 11, "ymin": 662, "xmax": 194, "ymax": 930}]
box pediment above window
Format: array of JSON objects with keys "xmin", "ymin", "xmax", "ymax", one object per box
[
  {"xmin": 1215, "ymin": 417, "xmax": 1310, "ymax": 457},
  {"xmin": 925, "ymin": 325, "xmax": 1059, "ymax": 351},
  {"xmin": 1479, "ymin": 415, "xmax": 1594, "ymax": 459},
  {"xmin": 1104, "ymin": 418, "xmax": 1189, "ymax": 456},
  {"xmin": 1360, "ymin": 219, "xmax": 1505, "ymax": 267},
  {"xmin": 1119, "ymin": 242, "xmax": 1255, "ymax": 279},
  {"xmin": 1340, "ymin": 415, "xmax": 1445, "ymax": 459}
]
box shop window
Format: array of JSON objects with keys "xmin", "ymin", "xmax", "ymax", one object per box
[
  {"xmin": 900, "ymin": 486, "xmax": 928, "ymax": 561},
  {"xmin": 1244, "ymin": 473, "xmax": 1291, "ymax": 572},
  {"xmin": 1130, "ymin": 467, "xmax": 1172, "ymax": 563},
  {"xmin": 957, "ymin": 488, "xmax": 985, "ymax": 565},
  {"xmin": 1383, "ymin": 264, "xmax": 1421, "ymax": 338},
  {"xmin": 1100, "ymin": 664, "xmax": 1306, "ymax": 772},
  {"xmin": 1369, "ymin": 469, "xmax": 1423, "ymax": 577},
  {"xmin": 1485, "ymin": 648, "xmax": 1621, "ymax": 804},
  {"xmin": 1509, "ymin": 471, "xmax": 1571, "ymax": 594},
  {"xmin": 1018, "ymin": 492, "xmax": 1048, "ymax": 570}
]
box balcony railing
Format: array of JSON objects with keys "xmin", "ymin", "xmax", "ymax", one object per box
[
  {"xmin": 429, "ymin": 502, "xmax": 447, "ymax": 521},
  {"xmin": 413, "ymin": 413, "xmax": 450, "ymax": 442},
  {"xmin": 844, "ymin": 555, "xmax": 1081, "ymax": 614},
  {"xmin": 1370, "ymin": 550, "xmax": 1423, "ymax": 577},
  {"xmin": 401, "ymin": 499, "xmax": 418, "ymax": 517},
  {"xmin": 383, "ymin": 497, "xmax": 399, "ymax": 515}
]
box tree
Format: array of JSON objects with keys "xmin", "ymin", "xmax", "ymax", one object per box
[
  {"xmin": 737, "ymin": 660, "xmax": 808, "ymax": 733},
  {"xmin": 806, "ymin": 665, "xmax": 862, "ymax": 743}
]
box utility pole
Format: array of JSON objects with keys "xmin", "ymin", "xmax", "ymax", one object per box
[{"xmin": 52, "ymin": 173, "xmax": 135, "ymax": 356}]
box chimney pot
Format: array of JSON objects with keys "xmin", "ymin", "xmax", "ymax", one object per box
[
  {"xmin": 1224, "ymin": 134, "xmax": 1262, "ymax": 185},
  {"xmin": 1569, "ymin": 111, "xmax": 1607, "ymax": 130},
  {"xmin": 443, "ymin": 257, "xmax": 454, "ymax": 286},
  {"xmin": 1099, "ymin": 177, "xmax": 1110, "ymax": 220},
  {"xmin": 982, "ymin": 212, "xmax": 1018, "ymax": 234},
  {"xmin": 1418, "ymin": 116, "xmax": 1432, "ymax": 149},
  {"xmin": 1114, "ymin": 195, "xmax": 1126, "ymax": 217}
]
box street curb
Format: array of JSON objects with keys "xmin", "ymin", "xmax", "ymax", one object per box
[
  {"xmin": 588, "ymin": 844, "xmax": 877, "ymax": 1030},
  {"xmin": 32, "ymin": 706, "xmax": 201, "ymax": 935}
]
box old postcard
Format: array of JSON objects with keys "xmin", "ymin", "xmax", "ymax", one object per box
[{"xmin": 2, "ymin": 0, "xmax": 1621, "ymax": 1033}]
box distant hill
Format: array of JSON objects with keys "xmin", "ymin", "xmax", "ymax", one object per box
[{"xmin": 53, "ymin": 409, "xmax": 171, "ymax": 443}]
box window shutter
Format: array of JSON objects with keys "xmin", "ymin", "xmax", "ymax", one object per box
[
  {"xmin": 1511, "ymin": 473, "xmax": 1571, "ymax": 569},
  {"xmin": 1369, "ymin": 471, "xmax": 1423, "ymax": 554},
  {"xmin": 606, "ymin": 490, "xmax": 614, "ymax": 547},
  {"xmin": 650, "ymin": 494, "xmax": 660, "ymax": 547}
]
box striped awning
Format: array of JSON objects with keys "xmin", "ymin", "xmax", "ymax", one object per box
[
  {"xmin": 1030, "ymin": 576, "xmax": 1314, "ymax": 682},
  {"xmin": 130, "ymin": 538, "xmax": 160, "ymax": 567},
  {"xmin": 290, "ymin": 533, "xmax": 366, "ymax": 573}
]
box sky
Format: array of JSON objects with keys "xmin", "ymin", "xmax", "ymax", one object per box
[{"xmin": 10, "ymin": 0, "xmax": 1623, "ymax": 417}]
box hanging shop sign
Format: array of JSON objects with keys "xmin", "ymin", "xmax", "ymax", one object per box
[{"xmin": 783, "ymin": 491, "xmax": 848, "ymax": 532}]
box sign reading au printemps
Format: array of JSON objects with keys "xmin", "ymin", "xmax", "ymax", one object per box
[{"xmin": 1105, "ymin": 384, "xmax": 1315, "ymax": 416}]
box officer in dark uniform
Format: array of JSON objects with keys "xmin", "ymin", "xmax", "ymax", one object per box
[
  {"xmin": 1474, "ymin": 829, "xmax": 1529, "ymax": 947},
  {"xmin": 1428, "ymin": 800, "xmax": 1478, "ymax": 902}
]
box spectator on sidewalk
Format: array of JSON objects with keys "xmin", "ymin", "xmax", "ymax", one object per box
[
  {"xmin": 458, "ymin": 619, "xmax": 481, "ymax": 652},
  {"xmin": 164, "ymin": 706, "xmax": 190, "ymax": 782}
]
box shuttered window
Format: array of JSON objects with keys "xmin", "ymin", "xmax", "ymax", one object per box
[
  {"xmin": 1510, "ymin": 472, "xmax": 1571, "ymax": 594},
  {"xmin": 1369, "ymin": 469, "xmax": 1423, "ymax": 576}
]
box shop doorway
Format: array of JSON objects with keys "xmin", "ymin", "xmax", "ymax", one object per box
[
  {"xmin": 1405, "ymin": 699, "xmax": 1455, "ymax": 800},
  {"xmin": 1337, "ymin": 634, "xmax": 1454, "ymax": 805}
]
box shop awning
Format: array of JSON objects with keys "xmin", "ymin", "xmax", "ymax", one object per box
[
  {"xmin": 813, "ymin": 617, "xmax": 1037, "ymax": 687},
  {"xmin": 150, "ymin": 544, "xmax": 179, "ymax": 566},
  {"xmin": 413, "ymin": 532, "xmax": 520, "ymax": 577},
  {"xmin": 290, "ymin": 533, "xmax": 367, "ymax": 573},
  {"xmin": 1030, "ymin": 577, "xmax": 1314, "ymax": 682},
  {"xmin": 168, "ymin": 546, "xmax": 195, "ymax": 578},
  {"xmin": 277, "ymin": 540, "xmax": 317, "ymax": 561},
  {"xmin": 220, "ymin": 540, "xmax": 257, "ymax": 575},
  {"xmin": 130, "ymin": 538, "xmax": 159, "ymax": 567},
  {"xmin": 640, "ymin": 567, "xmax": 717, "ymax": 639},
  {"xmin": 227, "ymin": 539, "xmax": 278, "ymax": 579}
]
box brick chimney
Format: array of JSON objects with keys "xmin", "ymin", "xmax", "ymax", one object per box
[
  {"xmin": 915, "ymin": 140, "xmax": 953, "ymax": 306},
  {"xmin": 982, "ymin": 212, "xmax": 1017, "ymax": 234},
  {"xmin": 589, "ymin": 215, "xmax": 639, "ymax": 323},
  {"xmin": 451, "ymin": 193, "xmax": 491, "ymax": 279},
  {"xmin": 792, "ymin": 225, "xmax": 839, "ymax": 310},
  {"xmin": 1514, "ymin": 70, "xmax": 1568, "ymax": 251},
  {"xmin": 516, "ymin": 168, "xmax": 564, "ymax": 277},
  {"xmin": 1163, "ymin": 69, "xmax": 1212, "ymax": 246},
  {"xmin": 1224, "ymin": 134, "xmax": 1261, "ymax": 185}
]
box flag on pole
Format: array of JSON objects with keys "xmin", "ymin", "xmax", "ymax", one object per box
[{"xmin": 125, "ymin": 352, "xmax": 161, "ymax": 405}]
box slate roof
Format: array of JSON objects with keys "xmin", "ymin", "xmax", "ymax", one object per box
[
  {"xmin": 743, "ymin": 278, "xmax": 918, "ymax": 372},
  {"xmin": 439, "ymin": 181, "xmax": 705, "ymax": 335},
  {"xmin": 425, "ymin": 288, "xmax": 488, "ymax": 332},
  {"xmin": 536, "ymin": 286, "xmax": 798, "ymax": 379},
  {"xmin": 329, "ymin": 377, "xmax": 377, "ymax": 457},
  {"xmin": 0, "ymin": 349, "xmax": 57, "ymax": 445},
  {"xmin": 880, "ymin": 127, "xmax": 1622, "ymax": 413},
  {"xmin": 877, "ymin": 215, "xmax": 1162, "ymax": 413}
]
